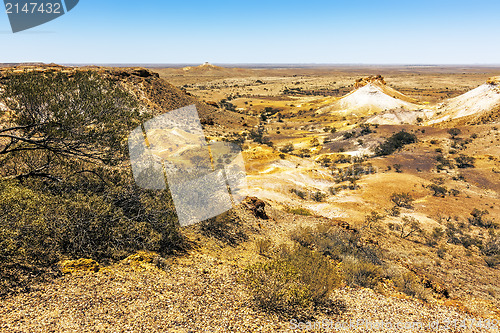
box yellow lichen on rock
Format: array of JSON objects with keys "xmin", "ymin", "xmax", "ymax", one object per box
[
  {"xmin": 122, "ymin": 251, "xmax": 168, "ymax": 271},
  {"xmin": 59, "ymin": 258, "xmax": 100, "ymax": 274}
]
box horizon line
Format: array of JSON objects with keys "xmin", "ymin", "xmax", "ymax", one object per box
[{"xmin": 2, "ymin": 62, "xmax": 500, "ymax": 69}]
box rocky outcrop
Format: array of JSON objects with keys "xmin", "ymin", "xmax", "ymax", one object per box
[
  {"xmin": 354, "ymin": 75, "xmax": 386, "ymax": 88},
  {"xmin": 244, "ymin": 196, "xmax": 269, "ymax": 220}
]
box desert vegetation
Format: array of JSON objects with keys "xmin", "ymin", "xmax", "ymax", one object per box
[
  {"xmin": 0, "ymin": 70, "xmax": 185, "ymax": 296},
  {"xmin": 2, "ymin": 64, "xmax": 500, "ymax": 331}
]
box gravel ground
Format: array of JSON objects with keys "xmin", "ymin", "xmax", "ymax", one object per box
[{"xmin": 0, "ymin": 252, "xmax": 496, "ymax": 333}]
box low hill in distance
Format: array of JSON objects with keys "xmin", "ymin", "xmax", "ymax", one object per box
[{"xmin": 429, "ymin": 76, "xmax": 500, "ymax": 126}]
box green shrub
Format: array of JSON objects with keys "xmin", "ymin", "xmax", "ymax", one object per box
[
  {"xmin": 286, "ymin": 207, "xmax": 312, "ymax": 216},
  {"xmin": 0, "ymin": 180, "xmax": 185, "ymax": 297},
  {"xmin": 375, "ymin": 131, "xmax": 417, "ymax": 156}
]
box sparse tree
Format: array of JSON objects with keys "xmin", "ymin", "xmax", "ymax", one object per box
[
  {"xmin": 399, "ymin": 216, "xmax": 422, "ymax": 239},
  {"xmin": 391, "ymin": 192, "xmax": 414, "ymax": 209},
  {"xmin": 0, "ymin": 70, "xmax": 139, "ymax": 181},
  {"xmin": 364, "ymin": 211, "xmax": 385, "ymax": 229}
]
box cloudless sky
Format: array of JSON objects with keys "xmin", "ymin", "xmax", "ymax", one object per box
[{"xmin": 0, "ymin": 0, "xmax": 499, "ymax": 64}]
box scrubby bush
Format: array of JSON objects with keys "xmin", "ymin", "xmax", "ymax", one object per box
[
  {"xmin": 392, "ymin": 216, "xmax": 422, "ymax": 239},
  {"xmin": 249, "ymin": 125, "xmax": 272, "ymax": 146},
  {"xmin": 427, "ymin": 227, "xmax": 445, "ymax": 246},
  {"xmin": 290, "ymin": 223, "xmax": 386, "ymax": 290},
  {"xmin": 359, "ymin": 123, "xmax": 374, "ymax": 135},
  {"xmin": 391, "ymin": 192, "xmax": 414, "ymax": 209},
  {"xmin": 255, "ymin": 237, "xmax": 273, "ymax": 256},
  {"xmin": 342, "ymin": 257, "xmax": 382, "ymax": 288},
  {"xmin": 393, "ymin": 271, "xmax": 430, "ymax": 301},
  {"xmin": 437, "ymin": 246, "xmax": 447, "ymax": 259},
  {"xmin": 310, "ymin": 138, "xmax": 320, "ymax": 147},
  {"xmin": 290, "ymin": 224, "xmax": 381, "ymax": 265},
  {"xmin": 447, "ymin": 128, "xmax": 461, "ymax": 138},
  {"xmin": 485, "ymin": 256, "xmax": 500, "ymax": 268},
  {"xmin": 454, "ymin": 154, "xmax": 475, "ymax": 168},
  {"xmin": 482, "ymin": 234, "xmax": 500, "ymax": 267},
  {"xmin": 241, "ymin": 246, "xmax": 341, "ymax": 318},
  {"xmin": 280, "ymin": 143, "xmax": 294, "ymax": 153},
  {"xmin": 318, "ymin": 156, "xmax": 333, "ymax": 167},
  {"xmin": 298, "ymin": 148, "xmax": 311, "ymax": 158},
  {"xmin": 290, "ymin": 188, "xmax": 307, "ymax": 200},
  {"xmin": 468, "ymin": 209, "xmax": 496, "ymax": 228},
  {"xmin": 445, "ymin": 222, "xmax": 482, "ymax": 249},
  {"xmin": 428, "ymin": 184, "xmax": 448, "ymax": 197},
  {"xmin": 435, "ymin": 155, "xmax": 454, "ymax": 170},
  {"xmin": 375, "ymin": 131, "xmax": 417, "ymax": 156},
  {"xmin": 388, "ymin": 206, "xmax": 401, "ymax": 217},
  {"xmin": 311, "ymin": 191, "xmax": 327, "ymax": 202},
  {"xmin": 364, "ymin": 211, "xmax": 385, "ymax": 229},
  {"xmin": 0, "ymin": 180, "xmax": 185, "ymax": 297},
  {"xmin": 200, "ymin": 210, "xmax": 247, "ymax": 245}
]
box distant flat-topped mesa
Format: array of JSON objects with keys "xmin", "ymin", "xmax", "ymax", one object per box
[{"xmin": 182, "ymin": 62, "xmax": 225, "ymax": 72}]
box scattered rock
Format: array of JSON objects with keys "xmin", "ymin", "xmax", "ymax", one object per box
[
  {"xmin": 122, "ymin": 251, "xmax": 169, "ymax": 271},
  {"xmin": 205, "ymin": 100, "xmax": 219, "ymax": 107}
]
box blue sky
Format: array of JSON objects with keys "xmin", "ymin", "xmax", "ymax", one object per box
[{"xmin": 1, "ymin": 0, "xmax": 499, "ymax": 64}]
